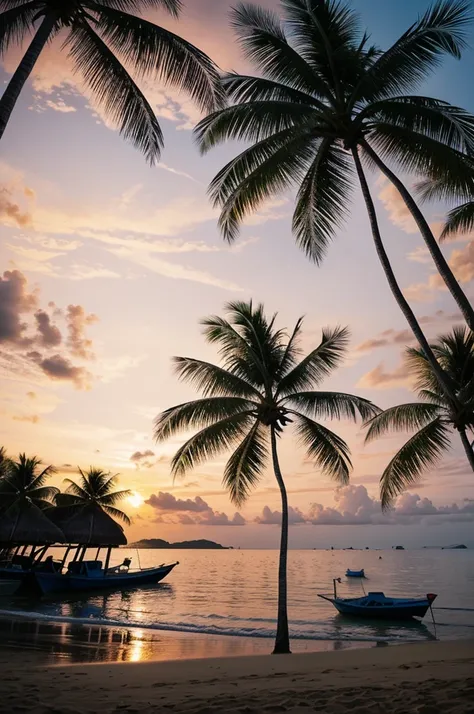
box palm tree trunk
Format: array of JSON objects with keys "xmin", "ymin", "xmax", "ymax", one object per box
[
  {"xmin": 270, "ymin": 424, "xmax": 291, "ymax": 655},
  {"xmin": 459, "ymin": 428, "xmax": 474, "ymax": 472},
  {"xmin": 361, "ymin": 140, "xmax": 474, "ymax": 331},
  {"xmin": 351, "ymin": 147, "xmax": 459, "ymax": 406},
  {"xmin": 0, "ymin": 14, "xmax": 56, "ymax": 141}
]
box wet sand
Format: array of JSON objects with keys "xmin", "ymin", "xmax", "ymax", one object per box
[{"xmin": 0, "ymin": 638, "xmax": 473, "ymax": 713}]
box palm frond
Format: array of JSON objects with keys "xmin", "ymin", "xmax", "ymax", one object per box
[
  {"xmin": 222, "ymin": 73, "xmax": 322, "ymax": 107},
  {"xmin": 406, "ymin": 346, "xmax": 444, "ymax": 396},
  {"xmin": 96, "ymin": 0, "xmax": 182, "ymax": 17},
  {"xmin": 223, "ymin": 422, "xmax": 268, "ymax": 507},
  {"xmin": 171, "ymin": 412, "xmax": 254, "ymax": 478},
  {"xmin": 231, "ymin": 2, "xmax": 331, "ymax": 98},
  {"xmin": 277, "ymin": 317, "xmax": 304, "ymax": 378},
  {"xmin": 154, "ymin": 396, "xmax": 257, "ymax": 442},
  {"xmin": 281, "ymin": 0, "xmax": 362, "ymax": 94},
  {"xmin": 367, "ymin": 124, "xmax": 474, "ymax": 182},
  {"xmin": 55, "ymin": 492, "xmax": 83, "ymax": 507},
  {"xmin": 364, "ymin": 402, "xmax": 442, "ymax": 442},
  {"xmin": 0, "ymin": 1, "xmax": 37, "ymax": 57},
  {"xmin": 294, "ymin": 413, "xmax": 352, "ymax": 483},
  {"xmin": 292, "ymin": 139, "xmax": 353, "ymax": 265},
  {"xmin": 29, "ymin": 485, "xmax": 60, "ymax": 502},
  {"xmin": 215, "ymin": 130, "xmax": 320, "ymax": 243},
  {"xmin": 101, "ymin": 504, "xmax": 131, "ymax": 526},
  {"xmin": 172, "ymin": 356, "xmax": 261, "ymax": 399},
  {"xmin": 352, "ymin": 0, "xmax": 471, "ymax": 103},
  {"xmin": 65, "ymin": 22, "xmax": 163, "ymax": 164},
  {"xmin": 63, "ymin": 478, "xmax": 90, "ymax": 501},
  {"xmin": 380, "ymin": 417, "xmax": 451, "ymax": 509},
  {"xmin": 360, "ymin": 96, "xmax": 474, "ymax": 153},
  {"xmin": 441, "ymin": 201, "xmax": 474, "ymax": 239},
  {"xmin": 94, "ymin": 6, "xmax": 224, "ymax": 113},
  {"xmin": 277, "ymin": 326, "xmax": 350, "ymax": 396},
  {"xmin": 287, "ymin": 391, "xmax": 380, "ymax": 422},
  {"xmin": 98, "ymin": 489, "xmax": 132, "ymax": 505},
  {"xmin": 195, "ymin": 101, "xmax": 320, "ymax": 154}
]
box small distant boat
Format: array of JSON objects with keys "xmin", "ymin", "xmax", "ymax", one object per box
[
  {"xmin": 319, "ymin": 580, "xmax": 437, "ymax": 620},
  {"xmin": 346, "ymin": 568, "xmax": 365, "ymax": 578}
]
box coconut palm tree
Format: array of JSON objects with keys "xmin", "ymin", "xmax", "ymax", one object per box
[
  {"xmin": 154, "ymin": 300, "xmax": 379, "ymax": 653},
  {"xmin": 194, "ymin": 0, "xmax": 474, "ymax": 400},
  {"xmin": 364, "ymin": 327, "xmax": 474, "ymax": 509},
  {"xmin": 56, "ymin": 468, "xmax": 132, "ymax": 525},
  {"xmin": 0, "ymin": 0, "xmax": 224, "ymax": 161},
  {"xmin": 0, "ymin": 453, "xmax": 58, "ymax": 513}
]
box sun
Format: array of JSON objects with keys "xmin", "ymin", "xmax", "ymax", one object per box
[{"xmin": 127, "ymin": 491, "xmax": 144, "ymax": 508}]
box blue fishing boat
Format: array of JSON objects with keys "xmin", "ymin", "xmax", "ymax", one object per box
[
  {"xmin": 33, "ymin": 558, "xmax": 178, "ymax": 595},
  {"xmin": 318, "ymin": 579, "xmax": 437, "ymax": 620},
  {"xmin": 346, "ymin": 568, "xmax": 365, "ymax": 578}
]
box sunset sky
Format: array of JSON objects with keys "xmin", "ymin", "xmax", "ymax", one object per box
[{"xmin": 1, "ymin": 0, "xmax": 474, "ymax": 549}]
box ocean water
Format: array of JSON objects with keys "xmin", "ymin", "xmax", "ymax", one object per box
[{"xmin": 1, "ymin": 548, "xmax": 473, "ymax": 652}]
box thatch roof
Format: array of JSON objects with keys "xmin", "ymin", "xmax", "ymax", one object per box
[
  {"xmin": 51, "ymin": 504, "xmax": 127, "ymax": 546},
  {"xmin": 0, "ymin": 502, "xmax": 65, "ymax": 545}
]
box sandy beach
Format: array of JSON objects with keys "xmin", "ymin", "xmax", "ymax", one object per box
[{"xmin": 0, "ymin": 638, "xmax": 473, "ymax": 713}]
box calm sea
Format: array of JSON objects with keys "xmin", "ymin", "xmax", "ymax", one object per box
[{"xmin": 0, "ymin": 549, "xmax": 473, "ymax": 660}]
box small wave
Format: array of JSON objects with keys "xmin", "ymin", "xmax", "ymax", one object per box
[{"xmin": 0, "ymin": 609, "xmax": 410, "ymax": 643}]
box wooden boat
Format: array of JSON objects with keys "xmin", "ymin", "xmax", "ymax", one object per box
[
  {"xmin": 33, "ymin": 557, "xmax": 179, "ymax": 595},
  {"xmin": 318, "ymin": 579, "xmax": 437, "ymax": 620},
  {"xmin": 0, "ymin": 578, "xmax": 21, "ymax": 596},
  {"xmin": 346, "ymin": 568, "xmax": 365, "ymax": 578}
]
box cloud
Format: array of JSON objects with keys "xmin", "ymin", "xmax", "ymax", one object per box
[
  {"xmin": 130, "ymin": 449, "xmax": 155, "ymax": 462},
  {"xmin": 0, "ymin": 270, "xmax": 38, "ymax": 345},
  {"xmin": 404, "ymin": 242, "xmax": 474, "ymax": 302},
  {"xmin": 356, "ymin": 328, "xmax": 413, "ymax": 353},
  {"xmin": 130, "ymin": 450, "xmax": 155, "ymax": 468},
  {"xmin": 45, "ymin": 98, "xmax": 76, "ymax": 113},
  {"xmin": 0, "ymin": 187, "xmax": 32, "ymax": 228},
  {"xmin": 12, "ymin": 414, "xmax": 39, "ymax": 424},
  {"xmin": 377, "ymin": 181, "xmax": 417, "ymax": 233},
  {"xmin": 255, "ymin": 485, "xmax": 474, "ymax": 527},
  {"xmin": 66, "ymin": 305, "xmax": 98, "ymax": 360},
  {"xmin": 255, "ymin": 505, "xmax": 307, "ymax": 525},
  {"xmin": 146, "ymin": 492, "xmax": 211, "ymax": 513},
  {"xmin": 0, "ymin": 270, "xmax": 98, "ymax": 390},
  {"xmin": 28, "ymin": 352, "xmax": 92, "ymax": 390},
  {"xmin": 357, "ymin": 362, "xmax": 412, "ymax": 389},
  {"xmin": 34, "ymin": 310, "xmax": 62, "ymax": 347},
  {"xmin": 145, "ymin": 491, "xmax": 245, "ymax": 525},
  {"xmin": 407, "ymin": 246, "xmax": 431, "ymax": 264}
]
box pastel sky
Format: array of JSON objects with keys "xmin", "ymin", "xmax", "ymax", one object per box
[{"xmin": 1, "ymin": 0, "xmax": 474, "ymax": 549}]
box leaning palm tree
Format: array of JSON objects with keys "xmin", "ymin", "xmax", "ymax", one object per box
[
  {"xmin": 154, "ymin": 300, "xmax": 379, "ymax": 653},
  {"xmin": 194, "ymin": 0, "xmax": 474, "ymax": 399},
  {"xmin": 56, "ymin": 468, "xmax": 132, "ymax": 525},
  {"xmin": 0, "ymin": 453, "xmax": 58, "ymax": 513},
  {"xmin": 0, "ymin": 0, "xmax": 224, "ymax": 161},
  {"xmin": 365, "ymin": 327, "xmax": 474, "ymax": 509}
]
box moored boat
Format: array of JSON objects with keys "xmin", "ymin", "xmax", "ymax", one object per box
[
  {"xmin": 33, "ymin": 558, "xmax": 179, "ymax": 595},
  {"xmin": 319, "ymin": 580, "xmax": 437, "ymax": 620},
  {"xmin": 346, "ymin": 568, "xmax": 365, "ymax": 578}
]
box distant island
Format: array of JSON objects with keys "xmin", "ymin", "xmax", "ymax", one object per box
[{"xmin": 128, "ymin": 538, "xmax": 230, "ymax": 550}]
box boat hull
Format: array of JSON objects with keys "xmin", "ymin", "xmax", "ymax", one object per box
[
  {"xmin": 33, "ymin": 563, "xmax": 178, "ymax": 595},
  {"xmin": 332, "ymin": 600, "xmax": 432, "ymax": 619},
  {"xmin": 319, "ymin": 592, "xmax": 436, "ymax": 620}
]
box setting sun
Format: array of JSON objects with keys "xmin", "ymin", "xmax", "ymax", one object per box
[{"xmin": 127, "ymin": 492, "xmax": 144, "ymax": 509}]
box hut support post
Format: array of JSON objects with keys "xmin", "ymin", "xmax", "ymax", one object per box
[
  {"xmin": 95, "ymin": 547, "xmax": 101, "ymax": 561},
  {"xmin": 61, "ymin": 546, "xmax": 71, "ymax": 569},
  {"xmin": 104, "ymin": 546, "xmax": 112, "ymax": 576}
]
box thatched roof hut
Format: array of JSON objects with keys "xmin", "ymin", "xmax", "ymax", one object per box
[
  {"xmin": 0, "ymin": 502, "xmax": 65, "ymax": 545},
  {"xmin": 51, "ymin": 504, "xmax": 127, "ymax": 546}
]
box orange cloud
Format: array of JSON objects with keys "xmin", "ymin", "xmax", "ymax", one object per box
[{"xmin": 357, "ymin": 362, "xmax": 412, "ymax": 389}]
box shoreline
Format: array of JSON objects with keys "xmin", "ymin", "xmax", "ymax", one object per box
[
  {"xmin": 0, "ymin": 613, "xmax": 378, "ymax": 665},
  {"xmin": 0, "ymin": 639, "xmax": 473, "ymax": 713}
]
